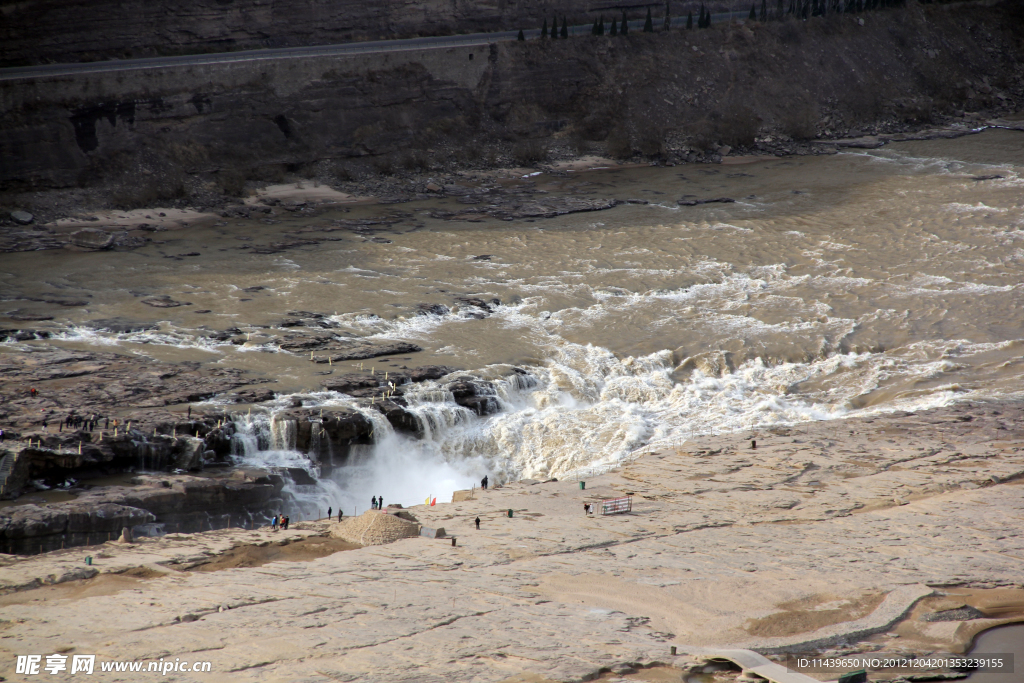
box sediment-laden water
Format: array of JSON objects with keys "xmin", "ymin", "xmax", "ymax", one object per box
[{"xmin": 2, "ymin": 129, "xmax": 1022, "ymax": 514}]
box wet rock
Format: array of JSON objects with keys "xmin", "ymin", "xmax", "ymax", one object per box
[
  {"xmin": 10, "ymin": 210, "xmax": 34, "ymax": 225},
  {"xmin": 425, "ymin": 182, "xmax": 442, "ymax": 193},
  {"xmin": 321, "ymin": 374, "xmax": 382, "ymax": 393},
  {"xmin": 445, "ymin": 379, "xmax": 501, "ymax": 416},
  {"xmin": 459, "ymin": 395, "xmax": 501, "ymax": 416},
  {"xmin": 314, "ymin": 340, "xmax": 422, "ymax": 362},
  {"xmin": 69, "ymin": 228, "xmax": 114, "ymax": 250},
  {"xmin": 87, "ymin": 319, "xmax": 159, "ymax": 333},
  {"xmin": 141, "ymin": 296, "xmax": 190, "ymax": 308},
  {"xmin": 7, "ymin": 312, "xmax": 54, "ymax": 321},
  {"xmin": 409, "ymin": 366, "xmax": 456, "ymax": 382},
  {"xmin": 172, "ymin": 436, "xmax": 206, "ymax": 470},
  {"xmin": 278, "ymin": 334, "xmax": 335, "ymax": 351},
  {"xmin": 416, "ymin": 303, "xmax": 449, "ymax": 316},
  {"xmin": 233, "ymin": 388, "xmax": 276, "ymax": 403},
  {"xmin": 375, "ymin": 399, "xmax": 421, "ymax": 435},
  {"xmin": 677, "ymin": 197, "xmax": 736, "ymax": 206},
  {"xmin": 44, "ymin": 298, "xmax": 89, "ymax": 307}
]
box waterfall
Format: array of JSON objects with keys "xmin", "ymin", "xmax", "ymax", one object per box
[
  {"xmin": 309, "ymin": 419, "xmax": 322, "ymax": 460},
  {"xmin": 270, "ymin": 415, "xmax": 296, "ymax": 451},
  {"xmin": 224, "ymin": 338, "xmax": 858, "ymax": 515}
]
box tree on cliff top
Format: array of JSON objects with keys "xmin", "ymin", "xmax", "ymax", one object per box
[
  {"xmin": 598, "ymin": 15, "xmax": 605, "ymax": 35},
  {"xmin": 610, "ymin": 18, "xmax": 618, "ymax": 35},
  {"xmin": 664, "ymin": 0, "xmax": 671, "ymax": 31},
  {"xmin": 621, "ymin": 11, "xmax": 629, "ymax": 34},
  {"xmin": 561, "ymin": 18, "xmax": 568, "ymax": 38},
  {"xmin": 542, "ymin": 19, "xmax": 548, "ymax": 37},
  {"xmin": 517, "ymin": 29, "xmax": 525, "ymax": 41},
  {"xmin": 551, "ymin": 16, "xmax": 558, "ymax": 37},
  {"xmin": 644, "ymin": 7, "xmax": 654, "ymax": 31},
  {"xmin": 687, "ymin": 10, "xmax": 693, "ymax": 28},
  {"xmin": 749, "ymin": 3, "xmax": 757, "ymax": 19}
]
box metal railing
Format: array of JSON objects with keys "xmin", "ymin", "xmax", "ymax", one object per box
[{"xmin": 600, "ymin": 496, "xmax": 633, "ymax": 515}]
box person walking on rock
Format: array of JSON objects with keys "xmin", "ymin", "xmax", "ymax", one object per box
[
  {"xmin": 272, "ymin": 515, "xmax": 278, "ymax": 531},
  {"xmin": 475, "ymin": 517, "xmax": 480, "ymax": 530},
  {"xmin": 338, "ymin": 509, "xmax": 343, "ymax": 521}
]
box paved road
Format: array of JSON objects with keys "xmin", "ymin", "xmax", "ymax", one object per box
[{"xmin": 0, "ymin": 13, "xmax": 742, "ymax": 83}]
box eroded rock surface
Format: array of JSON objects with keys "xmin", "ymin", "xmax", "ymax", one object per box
[{"xmin": 0, "ymin": 402, "xmax": 1021, "ymax": 682}]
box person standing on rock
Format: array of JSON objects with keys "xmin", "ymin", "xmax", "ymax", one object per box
[
  {"xmin": 338, "ymin": 509, "xmax": 343, "ymax": 521},
  {"xmin": 327, "ymin": 506, "xmax": 332, "ymax": 520},
  {"xmin": 371, "ymin": 496, "xmax": 377, "ymax": 510},
  {"xmin": 378, "ymin": 496, "xmax": 383, "ymax": 510},
  {"xmin": 283, "ymin": 515, "xmax": 289, "ymax": 530},
  {"xmin": 475, "ymin": 517, "xmax": 480, "ymax": 530},
  {"xmin": 481, "ymin": 475, "xmax": 488, "ymax": 490}
]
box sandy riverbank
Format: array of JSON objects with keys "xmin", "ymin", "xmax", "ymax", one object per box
[{"xmin": 1, "ymin": 401, "xmax": 1022, "ymax": 682}]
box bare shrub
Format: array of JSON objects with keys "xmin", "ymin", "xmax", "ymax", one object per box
[
  {"xmin": 400, "ymin": 150, "xmax": 430, "ymax": 171},
  {"xmin": 895, "ymin": 99, "xmax": 935, "ymax": 124},
  {"xmin": 780, "ymin": 101, "xmax": 819, "ymax": 140},
  {"xmin": 110, "ymin": 172, "xmax": 187, "ymax": 209},
  {"xmin": 332, "ymin": 162, "xmax": 355, "ymax": 181},
  {"xmin": 606, "ymin": 128, "xmax": 633, "ymax": 159},
  {"xmin": 372, "ymin": 155, "xmax": 396, "ymax": 176},
  {"xmin": 635, "ymin": 128, "xmax": 665, "ymax": 158},
  {"xmin": 512, "ymin": 139, "xmax": 548, "ymax": 165},
  {"xmin": 253, "ymin": 164, "xmax": 287, "ymax": 183},
  {"xmin": 779, "ymin": 21, "xmax": 802, "ymax": 45},
  {"xmin": 716, "ymin": 107, "xmax": 759, "ymax": 148},
  {"xmin": 217, "ymin": 167, "xmax": 250, "ymax": 196},
  {"xmin": 461, "ymin": 142, "xmax": 484, "ymax": 163}
]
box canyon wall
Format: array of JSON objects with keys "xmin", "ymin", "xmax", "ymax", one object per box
[{"xmin": 1, "ymin": 1, "xmax": 1021, "ymax": 197}]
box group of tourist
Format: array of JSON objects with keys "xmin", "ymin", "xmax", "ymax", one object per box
[
  {"xmin": 371, "ymin": 496, "xmax": 384, "ymax": 510},
  {"xmin": 271, "ymin": 514, "xmax": 290, "ymax": 530},
  {"xmin": 57, "ymin": 412, "xmax": 107, "ymax": 432}
]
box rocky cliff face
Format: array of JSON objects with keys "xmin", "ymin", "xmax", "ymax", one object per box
[
  {"xmin": 0, "ymin": 470, "xmax": 285, "ymax": 554},
  {"xmin": 0, "ymin": 0, "xmax": 598, "ymax": 66},
  {"xmin": 1, "ymin": 2, "xmax": 1021, "ymax": 196}
]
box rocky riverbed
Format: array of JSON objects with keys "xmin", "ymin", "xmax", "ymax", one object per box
[
  {"xmin": 0, "ymin": 400, "xmax": 1021, "ymax": 682},
  {"xmin": 0, "ymin": 326, "xmax": 536, "ymax": 552}
]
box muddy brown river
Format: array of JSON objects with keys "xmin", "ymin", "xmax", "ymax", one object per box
[{"xmin": 2, "ymin": 129, "xmax": 1023, "ymax": 510}]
